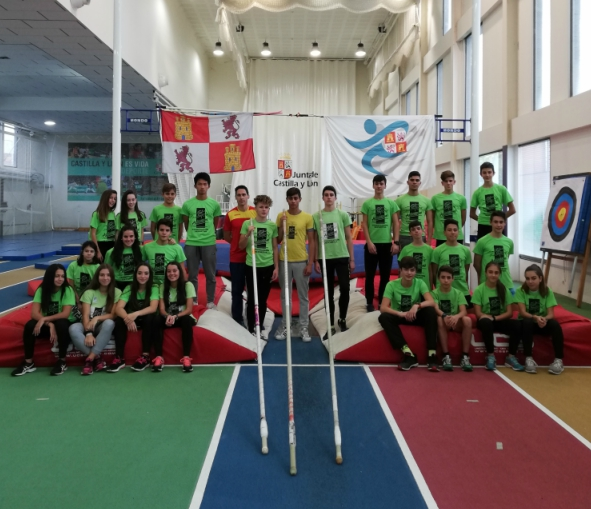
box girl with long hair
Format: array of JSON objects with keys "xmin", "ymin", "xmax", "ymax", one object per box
[
  {"xmin": 104, "ymin": 225, "xmax": 145, "ymax": 291},
  {"xmin": 90, "ymin": 189, "xmax": 117, "ymax": 261},
  {"xmin": 68, "ymin": 264, "xmax": 121, "ymax": 375},
  {"xmin": 66, "ymin": 241, "xmax": 100, "ymax": 321},
  {"xmin": 116, "ymin": 190, "xmax": 147, "ymax": 242},
  {"xmin": 12, "ymin": 264, "xmax": 75, "ymax": 377}
]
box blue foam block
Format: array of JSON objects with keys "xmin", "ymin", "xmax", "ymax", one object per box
[{"xmin": 35, "ymin": 260, "xmax": 73, "ymax": 270}]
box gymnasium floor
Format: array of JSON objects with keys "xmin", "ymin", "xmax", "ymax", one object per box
[{"xmin": 1, "ymin": 232, "xmax": 591, "ymax": 509}]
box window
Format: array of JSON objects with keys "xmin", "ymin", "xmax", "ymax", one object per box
[
  {"xmin": 518, "ymin": 140, "xmax": 550, "ymax": 258},
  {"xmin": 463, "ymin": 159, "xmax": 471, "ymax": 242},
  {"xmin": 534, "ymin": 0, "xmax": 551, "ymax": 109},
  {"xmin": 436, "ymin": 60, "xmax": 443, "ymax": 116},
  {"xmin": 443, "ymin": 0, "xmax": 451, "ymax": 34},
  {"xmin": 464, "ymin": 32, "xmax": 483, "ymax": 136},
  {"xmin": 415, "ymin": 82, "xmax": 419, "ymax": 114},
  {"xmin": 405, "ymin": 90, "xmax": 411, "ymax": 115},
  {"xmin": 2, "ymin": 122, "xmax": 17, "ymax": 167},
  {"xmin": 572, "ymin": 0, "xmax": 591, "ymax": 96}
]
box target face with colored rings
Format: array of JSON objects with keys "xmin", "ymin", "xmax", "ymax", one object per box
[{"xmin": 549, "ymin": 187, "xmax": 576, "ymax": 242}]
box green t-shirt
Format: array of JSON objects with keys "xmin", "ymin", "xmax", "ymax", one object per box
[
  {"xmin": 104, "ymin": 246, "xmax": 146, "ymax": 283},
  {"xmin": 395, "ymin": 194, "xmax": 433, "ymax": 237},
  {"xmin": 383, "ymin": 278, "xmax": 430, "ymax": 312},
  {"xmin": 89, "ymin": 211, "xmax": 117, "ymax": 242},
  {"xmin": 181, "ymin": 197, "xmax": 221, "ymax": 246},
  {"xmin": 473, "ymin": 234, "xmax": 514, "ymax": 290},
  {"xmin": 240, "ymin": 219, "xmax": 278, "ymax": 268},
  {"xmin": 470, "ymin": 183, "xmax": 513, "ymax": 225},
  {"xmin": 432, "ymin": 243, "xmax": 472, "ymax": 295},
  {"xmin": 431, "ymin": 287, "xmax": 467, "ymax": 315},
  {"xmin": 149, "ymin": 204, "xmax": 183, "ymax": 243},
  {"xmin": 472, "ymin": 283, "xmax": 513, "ymax": 316},
  {"xmin": 33, "ymin": 286, "xmax": 76, "ymax": 316},
  {"xmin": 115, "ymin": 211, "xmax": 147, "ymax": 238},
  {"xmin": 399, "ymin": 243, "xmax": 433, "ymax": 283},
  {"xmin": 515, "ymin": 288, "xmax": 557, "ymax": 318},
  {"xmin": 159, "ymin": 282, "xmax": 197, "ymax": 318},
  {"xmin": 430, "ymin": 192, "xmax": 467, "ymax": 240},
  {"xmin": 360, "ymin": 197, "xmax": 400, "ymax": 244},
  {"xmin": 66, "ymin": 262, "xmax": 99, "ymax": 297},
  {"xmin": 312, "ymin": 209, "xmax": 351, "ymax": 260},
  {"xmin": 119, "ymin": 284, "xmax": 160, "ymax": 312},
  {"xmin": 143, "ymin": 242, "xmax": 187, "ymax": 284},
  {"xmin": 80, "ymin": 287, "xmax": 122, "ymax": 318}
]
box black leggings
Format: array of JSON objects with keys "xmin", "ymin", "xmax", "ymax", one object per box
[
  {"xmin": 155, "ymin": 315, "xmax": 195, "ymax": 357},
  {"xmin": 245, "ymin": 264, "xmax": 274, "ymax": 334},
  {"xmin": 477, "ymin": 318, "xmax": 523, "ymax": 355},
  {"xmin": 113, "ymin": 314, "xmax": 158, "ymax": 358},
  {"xmin": 23, "ymin": 318, "xmax": 71, "ymax": 360},
  {"xmin": 364, "ymin": 243, "xmax": 392, "ymax": 306},
  {"xmin": 319, "ymin": 257, "xmax": 350, "ymax": 325},
  {"xmin": 522, "ymin": 317, "xmax": 564, "ymax": 359},
  {"xmin": 378, "ymin": 307, "xmax": 438, "ymax": 352}
]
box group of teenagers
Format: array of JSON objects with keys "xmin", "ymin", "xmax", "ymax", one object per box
[{"xmin": 11, "ymin": 163, "xmax": 565, "ymax": 377}]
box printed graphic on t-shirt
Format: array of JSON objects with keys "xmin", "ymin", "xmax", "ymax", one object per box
[
  {"xmin": 106, "ymin": 220, "xmax": 116, "ymax": 240},
  {"xmin": 485, "ymin": 194, "xmax": 496, "ymax": 212},
  {"xmin": 528, "ymin": 299, "xmax": 541, "ymax": 315},
  {"xmin": 128, "ymin": 218, "xmax": 137, "ymax": 232},
  {"xmin": 400, "ymin": 295, "xmax": 412, "ymax": 312},
  {"xmin": 322, "ymin": 223, "xmax": 338, "ymax": 241},
  {"xmin": 494, "ymin": 246, "xmax": 505, "ymax": 267},
  {"xmin": 169, "ymin": 301, "xmax": 179, "ymax": 315},
  {"xmin": 91, "ymin": 306, "xmax": 104, "ymax": 318},
  {"xmin": 288, "ymin": 225, "xmax": 296, "ymax": 240},
  {"xmin": 195, "ymin": 208, "xmax": 206, "ymax": 229},
  {"xmin": 439, "ymin": 300, "xmax": 452, "ymax": 314},
  {"xmin": 255, "ymin": 228, "xmax": 268, "ymax": 250},
  {"xmin": 449, "ymin": 254, "xmax": 461, "ymax": 276},
  {"xmin": 155, "ymin": 253, "xmax": 166, "ymax": 276},
  {"xmin": 375, "ymin": 205, "xmax": 385, "ymax": 225},
  {"xmin": 489, "ymin": 296, "xmax": 501, "ymax": 316},
  {"xmin": 47, "ymin": 302, "xmax": 59, "ymax": 316},
  {"xmin": 79, "ymin": 273, "xmax": 90, "ymax": 293},
  {"xmin": 409, "ymin": 202, "xmax": 419, "ymax": 221},
  {"xmin": 121, "ymin": 253, "xmax": 135, "ymax": 276},
  {"xmin": 443, "ymin": 200, "xmax": 453, "ymax": 218},
  {"xmin": 413, "ymin": 253, "xmax": 424, "ymax": 274},
  {"xmin": 164, "ymin": 213, "xmax": 174, "ymax": 224}
]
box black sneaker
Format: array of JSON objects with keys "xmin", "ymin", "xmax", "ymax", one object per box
[
  {"xmin": 322, "ymin": 327, "xmax": 336, "ymax": 341},
  {"xmin": 366, "ymin": 303, "xmax": 375, "ymax": 312},
  {"xmin": 131, "ymin": 355, "xmax": 150, "ymax": 372},
  {"xmin": 106, "ymin": 356, "xmax": 126, "ymax": 373},
  {"xmin": 50, "ymin": 359, "xmax": 67, "ymax": 376},
  {"xmin": 427, "ymin": 354, "xmax": 440, "ymax": 372},
  {"xmin": 398, "ymin": 354, "xmax": 419, "ymax": 371},
  {"xmin": 338, "ymin": 319, "xmax": 348, "ymax": 332},
  {"xmin": 11, "ymin": 361, "xmax": 36, "ymax": 377}
]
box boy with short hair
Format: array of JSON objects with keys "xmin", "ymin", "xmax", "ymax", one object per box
[
  {"xmin": 399, "ymin": 220, "xmax": 434, "ymax": 289},
  {"xmin": 275, "ymin": 187, "xmax": 315, "ymax": 342},
  {"xmin": 378, "ymin": 256, "xmax": 439, "ymax": 371},
  {"xmin": 143, "ymin": 219, "xmax": 187, "ymax": 285},
  {"xmin": 473, "ymin": 211, "xmax": 515, "ymax": 294},
  {"xmin": 431, "ymin": 170, "xmax": 467, "ymax": 247},
  {"xmin": 470, "ymin": 162, "xmax": 515, "ymax": 240},
  {"xmin": 361, "ymin": 175, "xmax": 400, "ymax": 312},
  {"xmin": 432, "ymin": 265, "xmax": 473, "ymax": 372},
  {"xmin": 182, "ymin": 172, "xmax": 222, "ymax": 308},
  {"xmin": 150, "ymin": 183, "xmax": 184, "ymax": 243},
  {"xmin": 430, "ymin": 219, "xmax": 472, "ymax": 306},
  {"xmin": 395, "ymin": 171, "xmax": 433, "ymax": 250}
]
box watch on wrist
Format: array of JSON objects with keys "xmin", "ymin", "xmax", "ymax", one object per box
[
  {"xmin": 393, "ymin": 240, "xmax": 400, "ymax": 246},
  {"xmin": 442, "ymin": 313, "xmax": 449, "ymax": 318}
]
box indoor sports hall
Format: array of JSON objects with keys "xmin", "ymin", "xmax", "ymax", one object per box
[{"xmin": 1, "ymin": 1, "xmax": 591, "ymax": 508}]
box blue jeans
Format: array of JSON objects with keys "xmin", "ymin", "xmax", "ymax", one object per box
[{"xmin": 229, "ymin": 262, "xmax": 247, "ymax": 324}]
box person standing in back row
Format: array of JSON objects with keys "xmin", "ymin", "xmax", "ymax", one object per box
[
  {"xmin": 395, "ymin": 171, "xmax": 433, "ymax": 251},
  {"xmin": 430, "ymin": 170, "xmax": 467, "ymax": 247},
  {"xmin": 182, "ymin": 172, "xmax": 221, "ymax": 309}
]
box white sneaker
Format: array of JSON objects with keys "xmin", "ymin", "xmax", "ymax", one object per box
[
  {"xmin": 206, "ymin": 302, "xmax": 217, "ymax": 310},
  {"xmin": 260, "ymin": 327, "xmax": 269, "ymax": 340},
  {"xmin": 300, "ymin": 327, "xmax": 311, "ymax": 342},
  {"xmin": 548, "ymin": 358, "xmax": 564, "ymax": 375},
  {"xmin": 275, "ymin": 327, "xmax": 286, "ymax": 340},
  {"xmin": 525, "ymin": 356, "xmax": 538, "ymax": 374}
]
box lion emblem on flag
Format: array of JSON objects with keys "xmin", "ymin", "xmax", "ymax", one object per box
[
  {"xmin": 222, "ymin": 115, "xmax": 241, "ymax": 140},
  {"xmin": 174, "ymin": 145, "xmax": 194, "ymax": 173}
]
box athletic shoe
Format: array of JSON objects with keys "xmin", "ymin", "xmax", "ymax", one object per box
[
  {"xmin": 50, "ymin": 359, "xmax": 67, "ymax": 376},
  {"xmin": 206, "ymin": 302, "xmax": 217, "ymax": 310},
  {"xmin": 300, "ymin": 327, "xmax": 312, "ymax": 343},
  {"xmin": 260, "ymin": 327, "xmax": 269, "ymax": 341},
  {"xmin": 505, "ymin": 355, "xmax": 525, "ymax": 372},
  {"xmin": 106, "ymin": 356, "xmax": 126, "ymax": 373},
  {"xmin": 275, "ymin": 327, "xmax": 287, "ymax": 341},
  {"xmin": 485, "ymin": 354, "xmax": 497, "ymax": 371},
  {"xmin": 525, "ymin": 356, "xmax": 538, "ymax": 374},
  {"xmin": 81, "ymin": 358, "xmax": 94, "ymax": 376},
  {"xmin": 366, "ymin": 303, "xmax": 375, "ymax": 312},
  {"xmin": 548, "ymin": 358, "xmax": 564, "ymax": 375},
  {"xmin": 131, "ymin": 355, "xmax": 150, "ymax": 372},
  {"xmin": 460, "ymin": 356, "xmax": 473, "ymax": 372},
  {"xmin": 398, "ymin": 354, "xmax": 419, "ymax": 371},
  {"xmin": 322, "ymin": 327, "xmax": 336, "ymax": 341},
  {"xmin": 441, "ymin": 354, "xmax": 453, "ymax": 371},
  {"xmin": 93, "ymin": 355, "xmax": 107, "ymax": 372},
  {"xmin": 152, "ymin": 356, "xmax": 164, "ymax": 372},
  {"xmin": 11, "ymin": 361, "xmax": 36, "ymax": 377},
  {"xmin": 192, "ymin": 299, "xmax": 198, "ymax": 305},
  {"xmin": 338, "ymin": 319, "xmax": 348, "ymax": 332},
  {"xmin": 181, "ymin": 356, "xmax": 193, "ymax": 373},
  {"xmin": 427, "ymin": 354, "xmax": 440, "ymax": 372}
]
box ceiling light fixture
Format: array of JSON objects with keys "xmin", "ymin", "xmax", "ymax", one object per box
[
  {"xmin": 44, "ymin": 120, "xmax": 56, "ymax": 126},
  {"xmin": 310, "ymin": 42, "xmax": 321, "ymax": 58},
  {"xmin": 355, "ymin": 42, "xmax": 366, "ymax": 58},
  {"xmin": 213, "ymin": 41, "xmax": 224, "ymax": 56},
  {"xmin": 261, "ymin": 41, "xmax": 271, "ymax": 57}
]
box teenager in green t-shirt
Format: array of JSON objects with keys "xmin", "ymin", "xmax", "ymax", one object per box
[
  {"xmin": 431, "ymin": 170, "xmax": 467, "ymax": 246},
  {"xmin": 361, "ymin": 175, "xmax": 400, "ymax": 311},
  {"xmin": 12, "ymin": 264, "xmax": 75, "ymax": 377},
  {"xmin": 239, "ymin": 195, "xmax": 279, "ymax": 335},
  {"xmin": 516, "ymin": 264, "xmax": 564, "ymax": 375},
  {"xmin": 67, "ymin": 241, "xmax": 100, "ymax": 321},
  {"xmin": 394, "ymin": 171, "xmax": 433, "ymax": 250},
  {"xmin": 144, "ymin": 218, "xmax": 187, "ymax": 284},
  {"xmin": 89, "ymin": 189, "xmax": 118, "ymax": 262},
  {"xmin": 473, "ymin": 211, "xmax": 514, "ymax": 293},
  {"xmin": 104, "ymin": 225, "xmax": 146, "ymax": 291},
  {"xmin": 472, "ymin": 261, "xmax": 523, "ymax": 372},
  {"xmin": 378, "ymin": 256, "xmax": 439, "ymax": 371},
  {"xmin": 109, "ymin": 263, "xmax": 161, "ymax": 373},
  {"xmin": 432, "ymin": 265, "xmax": 473, "ymax": 372},
  {"xmin": 156, "ymin": 261, "xmax": 197, "ymax": 373},
  {"xmin": 313, "ymin": 186, "xmax": 355, "ymax": 337},
  {"xmin": 399, "ymin": 220, "xmax": 434, "ymax": 289},
  {"xmin": 181, "ymin": 172, "xmax": 222, "ymax": 308},
  {"xmin": 150, "ymin": 183, "xmax": 184, "ymax": 243},
  {"xmin": 469, "ymin": 161, "xmax": 515, "ymax": 240},
  {"xmin": 116, "ymin": 190, "xmax": 147, "ymax": 242}
]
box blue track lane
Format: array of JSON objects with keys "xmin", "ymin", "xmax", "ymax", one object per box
[
  {"xmin": 200, "ymin": 366, "xmax": 428, "ymax": 509},
  {"xmin": 0, "ymin": 281, "xmax": 35, "ymax": 313}
]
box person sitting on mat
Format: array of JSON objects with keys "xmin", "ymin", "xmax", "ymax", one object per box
[
  {"xmin": 313, "ymin": 186, "xmax": 355, "ymax": 338},
  {"xmin": 432, "ymin": 265, "xmax": 473, "ymax": 372},
  {"xmin": 516, "ymin": 264, "xmax": 564, "ymax": 375},
  {"xmin": 67, "ymin": 241, "xmax": 100, "ymax": 322},
  {"xmin": 89, "ymin": 189, "xmax": 118, "ymax": 262},
  {"xmin": 12, "ymin": 264, "xmax": 75, "ymax": 377},
  {"xmin": 472, "ymin": 261, "xmax": 524, "ymax": 372},
  {"xmin": 108, "ymin": 263, "xmax": 160, "ymax": 373},
  {"xmin": 399, "ymin": 220, "xmax": 434, "ymax": 289},
  {"xmin": 156, "ymin": 262, "xmax": 197, "ymax": 373},
  {"xmin": 104, "ymin": 224, "xmax": 146, "ymax": 291},
  {"xmin": 378, "ymin": 256, "xmax": 439, "ymax": 371},
  {"xmin": 143, "ymin": 218, "xmax": 186, "ymax": 286}
]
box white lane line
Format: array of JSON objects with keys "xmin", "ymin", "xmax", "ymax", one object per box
[
  {"xmin": 363, "ymin": 365, "xmax": 439, "ymax": 509},
  {"xmin": 494, "ymin": 370, "xmax": 591, "ymax": 451},
  {"xmin": 0, "ymin": 302, "xmax": 31, "ymax": 316},
  {"xmin": 0, "ymin": 276, "xmax": 42, "ymax": 291},
  {"xmin": 189, "ymin": 365, "xmax": 240, "ymax": 509}
]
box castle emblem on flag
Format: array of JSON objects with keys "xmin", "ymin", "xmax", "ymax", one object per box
[
  {"xmin": 384, "ymin": 129, "xmax": 407, "ymax": 154},
  {"xmin": 278, "ymin": 157, "xmax": 293, "ymax": 179},
  {"xmin": 174, "ymin": 116, "xmax": 193, "ymax": 141},
  {"xmin": 224, "ymin": 144, "xmax": 242, "ymax": 172}
]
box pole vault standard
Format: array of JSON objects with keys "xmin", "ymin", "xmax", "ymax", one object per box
[
  {"xmin": 318, "ymin": 206, "xmax": 343, "ymax": 465},
  {"xmin": 249, "ymin": 219, "xmax": 269, "ymax": 454}
]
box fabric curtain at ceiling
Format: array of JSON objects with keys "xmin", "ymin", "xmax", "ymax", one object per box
[
  {"xmin": 229, "ymin": 59, "xmax": 356, "ymax": 215},
  {"xmin": 215, "ymin": 0, "xmax": 417, "ymax": 14}
]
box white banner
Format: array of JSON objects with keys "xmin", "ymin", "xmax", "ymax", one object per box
[{"xmin": 325, "ymin": 115, "xmax": 436, "ymax": 198}]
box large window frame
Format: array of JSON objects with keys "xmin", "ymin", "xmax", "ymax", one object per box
[
  {"xmin": 571, "ymin": 0, "xmax": 591, "ymax": 96},
  {"xmin": 534, "ymin": 0, "xmax": 551, "ymax": 110},
  {"xmin": 443, "ymin": 0, "xmax": 451, "ymax": 35},
  {"xmin": 1, "ymin": 122, "xmax": 17, "ymax": 168}
]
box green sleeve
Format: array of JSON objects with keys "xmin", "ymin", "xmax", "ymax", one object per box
[
  {"xmin": 185, "ymin": 282, "xmax": 196, "ymax": 299},
  {"xmin": 150, "ymin": 285, "xmax": 160, "ymax": 301},
  {"xmin": 460, "ymin": 195, "xmax": 467, "ymax": 210},
  {"xmin": 90, "ymin": 212, "xmax": 99, "ymax": 229},
  {"xmin": 271, "ymin": 222, "xmax": 278, "ymax": 238},
  {"xmin": 114, "ymin": 288, "xmax": 122, "ymax": 303},
  {"xmin": 505, "ymin": 289, "xmax": 515, "ymax": 305},
  {"xmin": 473, "ymin": 238, "xmax": 484, "ymax": 256},
  {"xmin": 426, "ymin": 197, "xmax": 433, "ymax": 211},
  {"xmin": 159, "ymin": 285, "xmax": 165, "ymax": 298},
  {"xmin": 63, "ymin": 287, "xmax": 76, "ymax": 306},
  {"xmin": 104, "ymin": 249, "xmax": 114, "ymax": 267},
  {"xmin": 508, "ymin": 239, "xmax": 514, "ymax": 256},
  {"xmin": 33, "ymin": 287, "xmax": 42, "ymax": 304},
  {"xmin": 214, "ymin": 201, "xmax": 222, "ymax": 217},
  {"xmin": 66, "ymin": 263, "xmax": 76, "ymax": 280},
  {"xmin": 471, "ymin": 286, "xmax": 483, "ymax": 306},
  {"xmin": 470, "ymin": 188, "xmax": 480, "ymax": 208},
  {"xmin": 149, "ymin": 208, "xmax": 158, "ymax": 222},
  {"xmin": 175, "ymin": 245, "xmax": 187, "ymax": 263},
  {"xmin": 181, "ymin": 201, "xmax": 190, "ymax": 217},
  {"xmin": 399, "ymin": 245, "xmax": 411, "ymax": 259},
  {"xmin": 502, "ymin": 185, "xmax": 513, "ymax": 204},
  {"xmin": 240, "ymin": 221, "xmax": 249, "ymax": 235},
  {"xmin": 457, "ymin": 292, "xmax": 468, "ymax": 307},
  {"xmin": 80, "ymin": 290, "xmax": 93, "ymax": 305},
  {"xmin": 390, "ymin": 199, "xmax": 400, "ymax": 214},
  {"xmin": 383, "ymin": 282, "xmax": 395, "ymax": 302},
  {"xmin": 418, "ymin": 280, "xmax": 429, "ymax": 296},
  {"xmin": 360, "ymin": 201, "xmax": 370, "ymax": 215},
  {"xmin": 546, "ymin": 289, "xmax": 558, "ymax": 308},
  {"xmin": 119, "ymin": 287, "xmax": 131, "ymax": 303},
  {"xmin": 431, "ymin": 246, "xmax": 441, "ymax": 264},
  {"xmin": 341, "ymin": 210, "xmax": 352, "ymax": 228},
  {"xmin": 464, "ymin": 245, "xmax": 472, "ymax": 263}
]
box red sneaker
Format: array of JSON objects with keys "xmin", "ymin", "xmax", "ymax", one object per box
[{"xmin": 180, "ymin": 356, "xmax": 193, "ymax": 373}]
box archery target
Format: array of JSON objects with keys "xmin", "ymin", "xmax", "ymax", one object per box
[{"xmin": 548, "ymin": 187, "xmax": 576, "ymax": 242}]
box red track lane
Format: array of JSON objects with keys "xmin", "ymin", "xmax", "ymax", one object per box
[{"xmin": 371, "ymin": 368, "xmax": 591, "ymax": 509}]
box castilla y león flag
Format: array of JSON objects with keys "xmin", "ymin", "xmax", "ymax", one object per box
[{"xmin": 160, "ymin": 111, "xmax": 255, "ymax": 174}]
